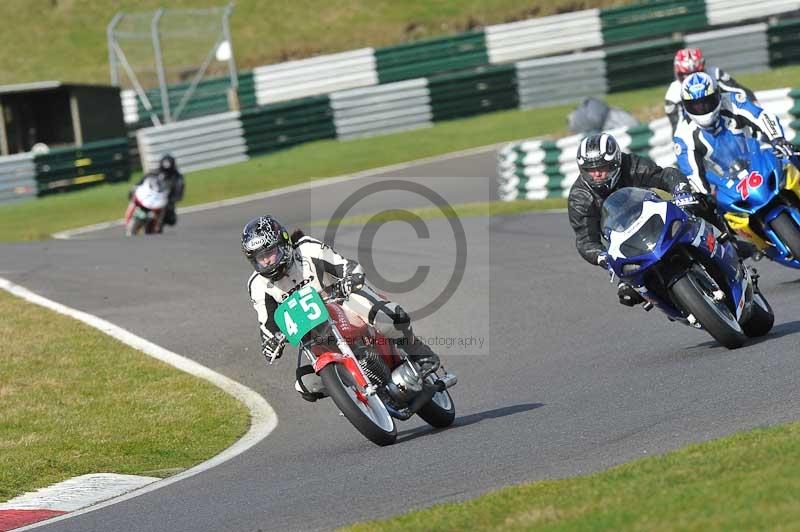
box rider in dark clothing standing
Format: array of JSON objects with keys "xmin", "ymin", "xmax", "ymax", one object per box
[{"xmin": 567, "ymin": 133, "xmax": 697, "ymax": 306}]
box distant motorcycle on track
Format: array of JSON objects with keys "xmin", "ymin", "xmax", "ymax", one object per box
[
  {"xmin": 275, "ymin": 283, "xmax": 457, "ymax": 446},
  {"xmin": 124, "ymin": 174, "xmax": 169, "ymax": 236},
  {"xmin": 601, "ymin": 187, "xmax": 774, "ymax": 349}
]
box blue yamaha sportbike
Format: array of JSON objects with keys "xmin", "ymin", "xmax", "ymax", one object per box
[
  {"xmin": 601, "ymin": 187, "xmax": 774, "ymax": 349},
  {"xmin": 702, "ymin": 131, "xmax": 800, "ymax": 268}
]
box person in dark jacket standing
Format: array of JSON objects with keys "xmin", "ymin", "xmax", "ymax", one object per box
[{"xmin": 567, "ymin": 132, "xmax": 697, "ymax": 306}]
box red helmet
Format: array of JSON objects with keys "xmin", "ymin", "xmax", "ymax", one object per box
[{"xmin": 674, "ymin": 48, "xmax": 705, "ymax": 83}]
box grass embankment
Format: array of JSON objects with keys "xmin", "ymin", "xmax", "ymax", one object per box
[
  {"xmin": 1, "ymin": 0, "xmax": 630, "ymax": 85},
  {"xmin": 0, "ymin": 289, "xmax": 250, "ymax": 502},
  {"xmin": 3, "ymin": 64, "xmax": 800, "ymax": 242},
  {"xmin": 343, "ymin": 423, "xmax": 800, "ymax": 531}
]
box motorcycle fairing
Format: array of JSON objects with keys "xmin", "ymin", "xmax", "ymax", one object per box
[
  {"xmin": 603, "ymin": 188, "xmax": 749, "ymax": 324},
  {"xmin": 704, "ymin": 131, "xmax": 800, "ymax": 268}
]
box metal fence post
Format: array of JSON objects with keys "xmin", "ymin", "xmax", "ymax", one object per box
[
  {"xmin": 151, "ymin": 8, "xmax": 171, "ymax": 123},
  {"xmin": 107, "ymin": 12, "xmax": 124, "ymax": 86}
]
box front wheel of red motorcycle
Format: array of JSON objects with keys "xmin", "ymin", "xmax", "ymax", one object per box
[
  {"xmin": 416, "ymin": 377, "xmax": 456, "ymax": 429},
  {"xmin": 320, "ymin": 364, "xmax": 397, "ymax": 446}
]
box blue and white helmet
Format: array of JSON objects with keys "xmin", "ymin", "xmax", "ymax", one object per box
[{"xmin": 681, "ymin": 71, "xmax": 720, "ymax": 129}]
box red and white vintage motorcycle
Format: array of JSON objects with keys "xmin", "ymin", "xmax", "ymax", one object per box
[
  {"xmin": 124, "ymin": 175, "xmax": 169, "ymax": 236},
  {"xmin": 276, "ymin": 284, "xmax": 457, "ymax": 446}
]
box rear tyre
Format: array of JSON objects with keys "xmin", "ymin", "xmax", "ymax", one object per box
[
  {"xmin": 670, "ymin": 267, "xmax": 747, "ymax": 349},
  {"xmin": 742, "ymin": 290, "xmax": 774, "ymax": 337},
  {"xmin": 320, "ymin": 364, "xmax": 397, "ymax": 446},
  {"xmin": 416, "ymin": 376, "xmax": 455, "ymax": 428},
  {"xmin": 769, "ymin": 212, "xmax": 800, "ymax": 258}
]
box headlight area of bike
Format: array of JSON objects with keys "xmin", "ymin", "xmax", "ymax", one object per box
[
  {"xmin": 618, "ymin": 215, "xmax": 665, "ymax": 259},
  {"xmin": 612, "ymin": 215, "xmax": 682, "ymax": 277}
]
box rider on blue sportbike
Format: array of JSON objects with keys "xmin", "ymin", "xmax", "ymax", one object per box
[
  {"xmin": 601, "ymin": 186, "xmax": 774, "ymax": 349},
  {"xmin": 674, "ymin": 72, "xmax": 800, "ymax": 267},
  {"xmin": 568, "ymin": 132, "xmax": 713, "ymax": 307}
]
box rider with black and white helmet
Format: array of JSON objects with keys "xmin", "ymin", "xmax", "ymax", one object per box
[
  {"xmin": 568, "ymin": 132, "xmax": 695, "ymax": 306},
  {"xmin": 242, "ymin": 215, "xmax": 440, "ymax": 401}
]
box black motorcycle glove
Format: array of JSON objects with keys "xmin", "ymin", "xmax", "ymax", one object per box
[
  {"xmin": 262, "ymin": 332, "xmax": 287, "ymax": 364},
  {"xmin": 337, "ymin": 273, "xmax": 365, "ymax": 298}
]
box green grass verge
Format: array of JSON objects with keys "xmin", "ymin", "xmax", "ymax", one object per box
[
  {"xmin": 342, "ymin": 422, "xmax": 800, "ymax": 531},
  {"xmin": 309, "ymin": 198, "xmax": 567, "ymax": 226},
  {"xmin": 0, "ymin": 289, "xmax": 250, "ymax": 502},
  {"xmin": 3, "ymin": 64, "xmax": 800, "ymax": 242},
  {"xmin": 1, "ymin": 0, "xmax": 630, "ymax": 85}
]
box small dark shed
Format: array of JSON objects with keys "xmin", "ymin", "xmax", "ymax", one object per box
[{"xmin": 0, "ymin": 81, "xmax": 125, "ymax": 156}]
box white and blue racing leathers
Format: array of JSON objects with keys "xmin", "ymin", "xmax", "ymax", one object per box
[
  {"xmin": 672, "ymin": 93, "xmax": 786, "ymax": 194},
  {"xmin": 664, "ymin": 66, "xmax": 755, "ymax": 133}
]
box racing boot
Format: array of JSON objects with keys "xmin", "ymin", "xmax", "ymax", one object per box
[
  {"xmin": 734, "ymin": 239, "xmax": 760, "ymax": 261},
  {"xmin": 403, "ymin": 336, "xmax": 440, "ymax": 373},
  {"xmin": 618, "ymin": 282, "xmax": 645, "ymax": 307}
]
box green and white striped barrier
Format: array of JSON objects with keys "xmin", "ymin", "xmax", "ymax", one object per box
[
  {"xmin": 121, "ymin": 0, "xmax": 800, "ymax": 128},
  {"xmin": 497, "ymin": 88, "xmax": 799, "ymax": 201}
]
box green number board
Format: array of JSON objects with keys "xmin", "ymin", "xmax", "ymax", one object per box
[{"xmin": 275, "ymin": 286, "xmax": 329, "ymax": 345}]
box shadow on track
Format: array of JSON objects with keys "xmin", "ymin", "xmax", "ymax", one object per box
[
  {"xmin": 747, "ymin": 319, "xmax": 800, "ymax": 345},
  {"xmin": 687, "ymin": 319, "xmax": 800, "ymax": 350},
  {"xmin": 396, "ymin": 402, "xmax": 545, "ymax": 443}
]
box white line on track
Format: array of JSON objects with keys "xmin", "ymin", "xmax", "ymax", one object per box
[
  {"xmin": 51, "ymin": 142, "xmax": 507, "ymax": 239},
  {"xmin": 0, "ymin": 277, "xmax": 278, "ymax": 531}
]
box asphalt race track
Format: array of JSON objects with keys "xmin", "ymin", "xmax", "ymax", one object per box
[{"xmin": 2, "ymin": 148, "xmax": 799, "ymax": 531}]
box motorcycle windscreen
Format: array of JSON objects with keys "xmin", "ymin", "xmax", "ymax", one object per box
[
  {"xmin": 601, "ymin": 188, "xmax": 666, "ymax": 259},
  {"xmin": 702, "ymin": 130, "xmax": 766, "ymax": 182}
]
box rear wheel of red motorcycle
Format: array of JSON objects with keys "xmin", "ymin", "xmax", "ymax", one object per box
[
  {"xmin": 320, "ymin": 364, "xmax": 397, "ymax": 446},
  {"xmin": 416, "ymin": 380, "xmax": 455, "ymax": 428},
  {"xmin": 769, "ymin": 212, "xmax": 800, "ymax": 258}
]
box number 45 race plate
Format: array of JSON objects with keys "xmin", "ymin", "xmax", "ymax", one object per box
[{"xmin": 275, "ymin": 286, "xmax": 329, "ymax": 345}]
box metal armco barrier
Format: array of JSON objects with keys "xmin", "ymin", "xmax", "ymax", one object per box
[
  {"xmin": 0, "ymin": 153, "xmax": 37, "ymax": 204},
  {"xmin": 705, "ymin": 0, "xmax": 800, "ymax": 26},
  {"xmin": 253, "ymin": 48, "xmax": 378, "ymax": 106},
  {"xmin": 485, "ymin": 10, "xmax": 603, "ymax": 65},
  {"xmin": 330, "ymin": 79, "xmax": 432, "ymax": 140},
  {"xmin": 685, "ymin": 24, "xmax": 770, "ymax": 75},
  {"xmin": 137, "ymin": 112, "xmax": 247, "ymax": 173},
  {"xmin": 375, "ymin": 31, "xmax": 487, "ymax": 84},
  {"xmin": 516, "ymin": 51, "xmax": 607, "ymax": 109},
  {"xmin": 241, "ymin": 96, "xmax": 336, "ymax": 156}
]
